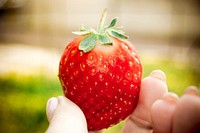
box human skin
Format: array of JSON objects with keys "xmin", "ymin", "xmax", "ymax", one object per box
[{"xmin": 46, "ymin": 70, "xmax": 200, "ymax": 133}]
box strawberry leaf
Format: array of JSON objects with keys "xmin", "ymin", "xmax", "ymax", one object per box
[
  {"xmin": 108, "ymin": 29, "xmax": 128, "ymax": 39},
  {"xmin": 72, "ymin": 31, "xmax": 91, "ymax": 35},
  {"xmin": 73, "ymin": 26, "xmax": 93, "ymax": 35},
  {"xmin": 106, "ymin": 17, "xmax": 118, "ymax": 29},
  {"xmin": 80, "ymin": 26, "xmax": 88, "ymax": 31},
  {"xmin": 98, "ymin": 34, "xmax": 112, "ymax": 45},
  {"xmin": 75, "ymin": 9, "xmax": 129, "ymax": 52},
  {"xmin": 79, "ymin": 33, "xmax": 97, "ymax": 53}
]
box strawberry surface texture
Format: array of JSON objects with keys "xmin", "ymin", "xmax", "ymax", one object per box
[{"xmin": 58, "ymin": 9, "xmax": 142, "ymax": 131}]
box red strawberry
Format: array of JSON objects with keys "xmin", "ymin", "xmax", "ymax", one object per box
[{"xmin": 58, "ymin": 9, "xmax": 142, "ymax": 131}]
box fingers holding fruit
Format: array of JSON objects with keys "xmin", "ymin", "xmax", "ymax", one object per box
[
  {"xmin": 122, "ymin": 70, "xmax": 168, "ymax": 133},
  {"xmin": 58, "ymin": 9, "xmax": 142, "ymax": 131}
]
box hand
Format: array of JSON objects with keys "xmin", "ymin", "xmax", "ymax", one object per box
[
  {"xmin": 122, "ymin": 70, "xmax": 200, "ymax": 133},
  {"xmin": 45, "ymin": 70, "xmax": 200, "ymax": 133}
]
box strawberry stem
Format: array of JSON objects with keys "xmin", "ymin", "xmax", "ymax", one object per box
[
  {"xmin": 97, "ymin": 8, "xmax": 107, "ymax": 33},
  {"xmin": 73, "ymin": 9, "xmax": 128, "ymax": 53}
]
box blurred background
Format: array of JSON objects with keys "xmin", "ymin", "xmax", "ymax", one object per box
[{"xmin": 0, "ymin": 0, "xmax": 199, "ymax": 133}]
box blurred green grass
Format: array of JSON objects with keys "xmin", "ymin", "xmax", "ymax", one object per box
[
  {"xmin": 0, "ymin": 74, "xmax": 62, "ymax": 133},
  {"xmin": 0, "ymin": 58, "xmax": 199, "ymax": 133}
]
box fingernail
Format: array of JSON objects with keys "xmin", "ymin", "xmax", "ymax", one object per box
[
  {"xmin": 162, "ymin": 92, "xmax": 179, "ymax": 103},
  {"xmin": 150, "ymin": 70, "xmax": 166, "ymax": 82},
  {"xmin": 46, "ymin": 97, "xmax": 58, "ymax": 121},
  {"xmin": 185, "ymin": 86, "xmax": 200, "ymax": 96}
]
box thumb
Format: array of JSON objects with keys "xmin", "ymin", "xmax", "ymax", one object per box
[{"xmin": 46, "ymin": 96, "xmax": 88, "ymax": 133}]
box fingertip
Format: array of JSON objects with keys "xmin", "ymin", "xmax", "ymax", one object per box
[
  {"xmin": 184, "ymin": 86, "xmax": 200, "ymax": 96},
  {"xmin": 46, "ymin": 97, "xmax": 58, "ymax": 122},
  {"xmin": 149, "ymin": 70, "xmax": 166, "ymax": 82},
  {"xmin": 151, "ymin": 93, "xmax": 178, "ymax": 133},
  {"xmin": 46, "ymin": 96, "xmax": 88, "ymax": 133},
  {"xmin": 173, "ymin": 94, "xmax": 200, "ymax": 133},
  {"xmin": 162, "ymin": 92, "xmax": 179, "ymax": 103}
]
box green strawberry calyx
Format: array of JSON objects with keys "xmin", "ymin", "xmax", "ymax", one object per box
[{"xmin": 72, "ymin": 9, "xmax": 128, "ymax": 53}]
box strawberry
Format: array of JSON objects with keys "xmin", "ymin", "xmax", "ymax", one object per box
[{"xmin": 58, "ymin": 9, "xmax": 142, "ymax": 131}]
